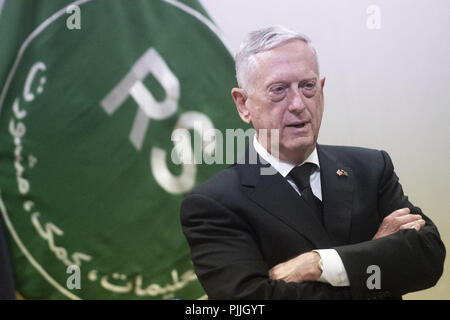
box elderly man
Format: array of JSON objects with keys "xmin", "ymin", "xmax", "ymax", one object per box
[{"xmin": 180, "ymin": 26, "xmax": 445, "ymax": 299}]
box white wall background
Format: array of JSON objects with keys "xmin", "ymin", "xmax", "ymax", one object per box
[{"xmin": 200, "ymin": 0, "xmax": 450, "ymax": 299}]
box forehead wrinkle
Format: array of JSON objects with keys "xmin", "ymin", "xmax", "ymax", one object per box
[{"xmin": 253, "ymin": 45, "xmax": 319, "ymax": 89}]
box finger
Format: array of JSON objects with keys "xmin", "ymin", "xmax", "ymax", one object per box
[
  {"xmin": 268, "ymin": 267, "xmax": 276, "ymax": 279},
  {"xmin": 389, "ymin": 207, "xmax": 410, "ymax": 218},
  {"xmin": 270, "ymin": 270, "xmax": 286, "ymax": 281},
  {"xmin": 414, "ymin": 219, "xmax": 426, "ymax": 230},
  {"xmin": 268, "ymin": 270, "xmax": 276, "ymax": 280},
  {"xmin": 269, "ymin": 265, "xmax": 283, "ymax": 280},
  {"xmin": 400, "ymin": 219, "xmax": 426, "ymax": 231},
  {"xmin": 396, "ymin": 214, "xmax": 422, "ymax": 225}
]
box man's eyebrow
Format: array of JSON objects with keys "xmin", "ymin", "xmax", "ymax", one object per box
[
  {"xmin": 299, "ymin": 77, "xmax": 318, "ymax": 84},
  {"xmin": 265, "ymin": 77, "xmax": 318, "ymax": 89},
  {"xmin": 265, "ymin": 80, "xmax": 289, "ymax": 89}
]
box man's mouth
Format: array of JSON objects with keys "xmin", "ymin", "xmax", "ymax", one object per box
[{"xmin": 286, "ymin": 121, "xmax": 309, "ymax": 128}]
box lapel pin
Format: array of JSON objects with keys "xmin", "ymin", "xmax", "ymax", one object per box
[{"xmin": 336, "ymin": 169, "xmax": 348, "ymax": 177}]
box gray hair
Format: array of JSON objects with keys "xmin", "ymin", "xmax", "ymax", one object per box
[{"xmin": 235, "ymin": 25, "xmax": 319, "ymax": 90}]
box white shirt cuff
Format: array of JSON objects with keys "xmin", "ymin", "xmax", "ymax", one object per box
[{"xmin": 313, "ymin": 249, "xmax": 350, "ymax": 287}]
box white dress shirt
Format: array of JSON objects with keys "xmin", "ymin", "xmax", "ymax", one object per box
[{"xmin": 253, "ymin": 136, "xmax": 350, "ymax": 287}]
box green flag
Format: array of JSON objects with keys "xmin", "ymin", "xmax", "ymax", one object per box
[{"xmin": 0, "ymin": 0, "xmax": 242, "ymax": 299}]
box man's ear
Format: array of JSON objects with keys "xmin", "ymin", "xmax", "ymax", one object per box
[
  {"xmin": 319, "ymin": 77, "xmax": 326, "ymax": 101},
  {"xmin": 231, "ymin": 88, "xmax": 251, "ymax": 124}
]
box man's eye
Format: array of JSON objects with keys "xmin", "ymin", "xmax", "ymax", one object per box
[
  {"xmin": 304, "ymin": 82, "xmax": 315, "ymax": 89},
  {"xmin": 301, "ymin": 82, "xmax": 317, "ymax": 97},
  {"xmin": 268, "ymin": 86, "xmax": 287, "ymax": 101},
  {"xmin": 269, "ymin": 86, "xmax": 286, "ymax": 96},
  {"xmin": 274, "ymin": 86, "xmax": 285, "ymax": 92}
]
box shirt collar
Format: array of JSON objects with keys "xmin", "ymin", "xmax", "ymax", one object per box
[{"xmin": 253, "ymin": 134, "xmax": 320, "ymax": 178}]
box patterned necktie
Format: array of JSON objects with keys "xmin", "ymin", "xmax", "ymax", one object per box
[{"xmin": 288, "ymin": 163, "xmax": 324, "ymax": 224}]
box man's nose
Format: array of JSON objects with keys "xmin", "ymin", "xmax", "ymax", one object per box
[{"xmin": 288, "ymin": 87, "xmax": 306, "ymax": 113}]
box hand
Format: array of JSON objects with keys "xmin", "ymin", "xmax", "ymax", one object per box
[
  {"xmin": 268, "ymin": 251, "xmax": 322, "ymax": 283},
  {"xmin": 372, "ymin": 207, "xmax": 425, "ymax": 240}
]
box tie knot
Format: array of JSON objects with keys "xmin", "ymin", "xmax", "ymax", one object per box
[{"xmin": 289, "ymin": 163, "xmax": 316, "ymax": 190}]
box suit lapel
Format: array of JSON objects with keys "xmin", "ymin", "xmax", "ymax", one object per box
[
  {"xmin": 238, "ymin": 146, "xmax": 333, "ymax": 249},
  {"xmin": 318, "ymin": 145, "xmax": 354, "ymax": 246}
]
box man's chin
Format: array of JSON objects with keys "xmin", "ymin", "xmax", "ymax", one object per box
[
  {"xmin": 278, "ymin": 140, "xmax": 315, "ymax": 163},
  {"xmin": 284, "ymin": 136, "xmax": 315, "ymax": 151}
]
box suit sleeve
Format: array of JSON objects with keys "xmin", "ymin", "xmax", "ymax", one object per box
[
  {"xmin": 333, "ymin": 150, "xmax": 446, "ymax": 299},
  {"xmin": 181, "ymin": 193, "xmax": 352, "ymax": 300}
]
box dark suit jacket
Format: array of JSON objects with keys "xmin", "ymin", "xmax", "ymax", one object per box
[{"xmin": 180, "ymin": 144, "xmax": 445, "ymax": 299}]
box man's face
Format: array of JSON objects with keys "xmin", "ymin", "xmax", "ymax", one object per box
[{"xmin": 234, "ymin": 40, "xmax": 325, "ymax": 164}]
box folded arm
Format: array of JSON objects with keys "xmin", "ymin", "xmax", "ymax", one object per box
[
  {"xmin": 180, "ymin": 193, "xmax": 352, "ymax": 299},
  {"xmin": 334, "ymin": 150, "xmax": 445, "ymax": 298},
  {"xmin": 270, "ymin": 150, "xmax": 445, "ymax": 298}
]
